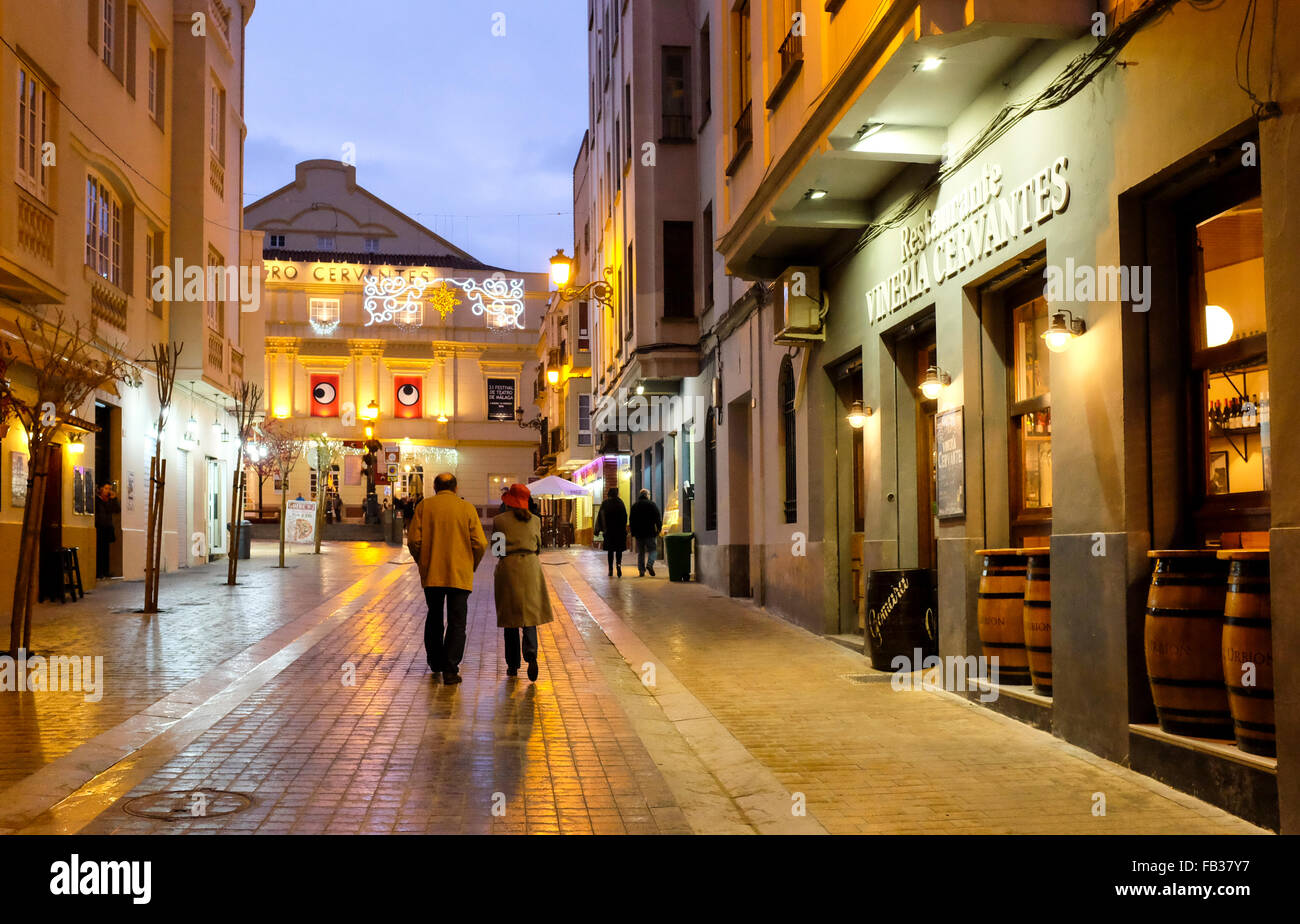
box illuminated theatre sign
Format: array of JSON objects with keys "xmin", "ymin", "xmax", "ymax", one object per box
[
  {"xmin": 264, "ymin": 261, "xmax": 527, "ymax": 330},
  {"xmin": 866, "ymin": 157, "xmax": 1071, "ymax": 325}
]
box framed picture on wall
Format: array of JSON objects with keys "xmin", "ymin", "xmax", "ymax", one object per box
[
  {"xmin": 1208, "ymin": 450, "xmax": 1230, "ymax": 496},
  {"xmin": 11, "ymin": 452, "xmax": 27, "ymax": 507}
]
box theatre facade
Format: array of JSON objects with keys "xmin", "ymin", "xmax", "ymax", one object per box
[
  {"xmin": 244, "ymin": 161, "xmax": 546, "ymax": 515},
  {"xmin": 712, "ymin": 1, "xmax": 1298, "ymax": 831}
]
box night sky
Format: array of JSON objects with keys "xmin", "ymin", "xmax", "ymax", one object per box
[{"xmin": 243, "ymin": 0, "xmax": 588, "ymax": 271}]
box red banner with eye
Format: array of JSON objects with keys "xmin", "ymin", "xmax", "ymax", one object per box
[
  {"xmin": 394, "ymin": 375, "xmax": 423, "ymax": 419},
  {"xmin": 310, "ymin": 374, "xmax": 340, "ymax": 417}
]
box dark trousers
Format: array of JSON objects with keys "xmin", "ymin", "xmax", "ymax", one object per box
[
  {"xmin": 423, "ymin": 587, "xmax": 470, "ymax": 673},
  {"xmin": 636, "ymin": 538, "xmax": 658, "ymax": 574},
  {"xmin": 607, "ymin": 549, "xmax": 623, "ymax": 572},
  {"xmin": 96, "ymin": 529, "xmax": 114, "ymax": 578},
  {"xmin": 503, "ymin": 627, "xmax": 538, "ymax": 670}
]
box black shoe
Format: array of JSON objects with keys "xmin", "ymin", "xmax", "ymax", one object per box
[
  {"xmin": 616, "ymin": 565, "xmax": 622, "ymax": 577},
  {"xmin": 527, "ymin": 660, "xmax": 539, "ymax": 682},
  {"xmin": 648, "ymin": 565, "xmax": 656, "ymax": 576},
  {"xmin": 608, "ymin": 568, "xmax": 614, "ymax": 577},
  {"xmin": 442, "ymin": 671, "xmax": 462, "ymax": 685},
  {"xmin": 638, "ymin": 570, "xmax": 645, "ymax": 577},
  {"xmin": 506, "ymin": 666, "xmax": 518, "ymax": 677}
]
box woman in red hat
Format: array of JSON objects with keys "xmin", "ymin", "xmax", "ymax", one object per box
[{"xmin": 491, "ymin": 483, "xmax": 554, "ymax": 681}]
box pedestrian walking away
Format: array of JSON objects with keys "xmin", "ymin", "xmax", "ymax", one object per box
[
  {"xmin": 406, "ymin": 472, "xmax": 488, "ymax": 684},
  {"xmin": 595, "ymin": 488, "xmax": 628, "ymax": 577},
  {"xmin": 492, "ymin": 483, "xmax": 554, "ymax": 682},
  {"xmin": 629, "ymin": 489, "xmax": 663, "ymax": 577}
]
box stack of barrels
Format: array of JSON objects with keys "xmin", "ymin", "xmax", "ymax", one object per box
[
  {"xmin": 974, "ymin": 548, "xmax": 1051, "ymax": 693},
  {"xmin": 1143, "ymin": 549, "xmax": 1274, "ymax": 757}
]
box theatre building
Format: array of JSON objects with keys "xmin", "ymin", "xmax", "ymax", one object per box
[
  {"xmin": 243, "ymin": 161, "xmax": 546, "ymax": 515},
  {"xmin": 712, "ymin": 0, "xmax": 1298, "ymax": 830}
]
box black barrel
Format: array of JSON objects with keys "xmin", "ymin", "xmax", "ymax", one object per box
[{"xmin": 865, "ymin": 569, "xmax": 938, "ymax": 671}]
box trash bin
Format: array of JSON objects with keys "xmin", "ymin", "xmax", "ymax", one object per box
[
  {"xmin": 237, "ymin": 520, "xmax": 252, "ymax": 560},
  {"xmin": 664, "ymin": 532, "xmax": 694, "ymax": 582}
]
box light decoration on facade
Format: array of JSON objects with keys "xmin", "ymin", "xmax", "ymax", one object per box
[
  {"xmin": 362, "ymin": 272, "xmax": 525, "ymax": 330},
  {"xmin": 309, "ymin": 298, "xmax": 341, "ymax": 336}
]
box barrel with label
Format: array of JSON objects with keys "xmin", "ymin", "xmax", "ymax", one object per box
[
  {"xmin": 1218, "ymin": 550, "xmax": 1273, "ymax": 757},
  {"xmin": 1021, "ymin": 548, "xmax": 1052, "ymax": 696},
  {"xmin": 1144, "ymin": 550, "xmax": 1231, "ymax": 739},
  {"xmin": 864, "ymin": 569, "xmax": 937, "ymax": 672},
  {"xmin": 976, "ymin": 549, "xmax": 1030, "ymax": 685}
]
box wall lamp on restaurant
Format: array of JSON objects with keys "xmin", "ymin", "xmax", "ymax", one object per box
[
  {"xmin": 549, "ymin": 248, "xmax": 615, "ymax": 309},
  {"xmin": 361, "ymin": 399, "xmax": 379, "ymax": 421},
  {"xmin": 66, "ymin": 435, "xmax": 86, "ymax": 455},
  {"xmin": 546, "ymin": 367, "xmax": 560, "ymax": 386},
  {"xmin": 1042, "ymin": 310, "xmax": 1087, "ymax": 354},
  {"xmin": 847, "ymin": 401, "xmax": 873, "ymax": 429},
  {"xmin": 515, "ymin": 406, "xmax": 546, "ymax": 432},
  {"xmin": 920, "ymin": 366, "xmax": 951, "ymax": 400}
]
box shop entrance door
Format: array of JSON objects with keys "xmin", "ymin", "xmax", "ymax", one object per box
[
  {"xmin": 38, "ymin": 448, "xmax": 64, "ymax": 602},
  {"xmin": 828, "ymin": 353, "xmax": 866, "ymax": 634},
  {"xmin": 207, "ymin": 458, "xmax": 223, "ymax": 560},
  {"xmin": 889, "ymin": 315, "xmax": 939, "ymax": 588}
]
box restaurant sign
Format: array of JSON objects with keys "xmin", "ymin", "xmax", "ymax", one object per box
[{"xmin": 867, "ymin": 157, "xmax": 1071, "ymax": 325}]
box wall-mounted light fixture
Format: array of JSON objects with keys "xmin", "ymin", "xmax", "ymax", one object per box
[
  {"xmin": 916, "ymin": 57, "xmax": 944, "ymax": 72},
  {"xmin": 920, "ymin": 366, "xmax": 951, "ymax": 400},
  {"xmin": 274, "ymin": 406, "xmax": 290, "ymax": 419},
  {"xmin": 361, "ymin": 399, "xmax": 379, "ymax": 421},
  {"xmin": 546, "ymin": 368, "xmax": 560, "ymax": 386},
  {"xmin": 635, "ymin": 383, "xmax": 645, "ymax": 396},
  {"xmin": 436, "ymin": 413, "xmax": 449, "ymax": 424},
  {"xmin": 66, "ymin": 436, "xmax": 86, "ymax": 455},
  {"xmin": 846, "ymin": 401, "xmax": 872, "ymax": 429},
  {"xmin": 805, "ymin": 188, "xmax": 828, "ymax": 201},
  {"xmin": 1205, "ymin": 304, "xmax": 1233, "ymax": 347},
  {"xmin": 1041, "ymin": 310, "xmax": 1087, "ymax": 353}
]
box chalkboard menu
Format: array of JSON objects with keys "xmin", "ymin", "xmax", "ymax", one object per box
[
  {"xmin": 935, "ymin": 407, "xmax": 965, "ymax": 519},
  {"xmin": 487, "ymin": 378, "xmax": 515, "ymax": 421}
]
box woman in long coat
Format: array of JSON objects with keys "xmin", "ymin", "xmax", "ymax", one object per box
[
  {"xmin": 595, "ymin": 488, "xmax": 629, "ymax": 577},
  {"xmin": 492, "ymin": 483, "xmax": 554, "ymax": 681}
]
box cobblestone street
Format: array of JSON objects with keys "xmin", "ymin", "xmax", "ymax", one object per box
[{"xmin": 0, "ymin": 543, "xmax": 1267, "ymax": 835}]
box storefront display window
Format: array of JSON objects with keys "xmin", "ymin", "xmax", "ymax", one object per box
[{"xmin": 1008, "ymin": 291, "xmax": 1052, "ymax": 545}]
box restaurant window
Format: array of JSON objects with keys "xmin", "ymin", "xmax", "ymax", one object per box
[
  {"xmin": 85, "ymin": 172, "xmax": 122, "ymax": 287},
  {"xmin": 1007, "ymin": 280, "xmax": 1052, "ymax": 547},
  {"xmin": 1191, "ymin": 191, "xmax": 1268, "ymax": 540},
  {"xmin": 779, "ymin": 356, "xmax": 797, "ymax": 523},
  {"xmin": 17, "ymin": 63, "xmax": 51, "ymax": 200},
  {"xmin": 705, "ymin": 408, "xmax": 718, "ymax": 531}
]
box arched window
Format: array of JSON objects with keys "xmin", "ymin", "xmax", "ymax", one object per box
[
  {"xmin": 704, "ymin": 408, "xmax": 718, "ymax": 531},
  {"xmin": 780, "ymin": 356, "xmax": 796, "ymax": 523}
]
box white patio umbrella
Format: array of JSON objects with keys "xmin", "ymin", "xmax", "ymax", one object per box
[{"xmin": 525, "ymin": 474, "xmax": 588, "ymax": 498}]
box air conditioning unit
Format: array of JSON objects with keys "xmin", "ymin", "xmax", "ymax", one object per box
[{"xmin": 774, "ymin": 265, "xmax": 825, "ymax": 345}]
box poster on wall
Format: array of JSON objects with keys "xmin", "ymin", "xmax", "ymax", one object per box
[
  {"xmin": 11, "ymin": 452, "xmax": 27, "ymax": 507},
  {"xmin": 343, "ymin": 454, "xmax": 362, "ymax": 486},
  {"xmin": 310, "ymin": 374, "xmax": 341, "ymax": 417},
  {"xmin": 73, "ymin": 466, "xmax": 87, "ymax": 515},
  {"xmin": 393, "ymin": 375, "xmax": 423, "ymax": 419},
  {"xmin": 487, "ymin": 378, "xmax": 516, "ymax": 422},
  {"xmin": 935, "ymin": 407, "xmax": 965, "ymax": 519},
  {"xmin": 285, "ymin": 499, "xmax": 318, "ymax": 545},
  {"xmin": 126, "ymin": 472, "xmax": 135, "ymax": 511}
]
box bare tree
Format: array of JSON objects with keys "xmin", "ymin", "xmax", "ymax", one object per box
[
  {"xmin": 245, "ymin": 437, "xmax": 277, "ymax": 520},
  {"xmin": 225, "ymin": 381, "xmax": 264, "ymax": 585},
  {"xmin": 307, "ymin": 434, "xmax": 343, "ymax": 555},
  {"xmin": 142, "ymin": 343, "xmax": 181, "ymax": 615},
  {"xmin": 263, "ymin": 419, "xmax": 304, "ymax": 568},
  {"xmin": 0, "ymin": 311, "xmax": 135, "ymax": 655}
]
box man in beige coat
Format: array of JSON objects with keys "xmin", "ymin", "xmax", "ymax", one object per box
[{"xmin": 407, "ymin": 473, "xmax": 488, "ymax": 684}]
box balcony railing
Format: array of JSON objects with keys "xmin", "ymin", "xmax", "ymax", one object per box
[
  {"xmin": 661, "ymin": 113, "xmax": 693, "ymax": 142},
  {"xmin": 767, "ymin": 29, "xmax": 805, "ymax": 110},
  {"xmin": 210, "ymin": 154, "xmax": 225, "ymax": 199},
  {"xmin": 90, "ymin": 278, "xmax": 127, "ymax": 330},
  {"xmin": 16, "ymin": 190, "xmax": 54, "ymax": 265},
  {"xmin": 230, "ymin": 348, "xmax": 244, "ymax": 382},
  {"xmin": 207, "ymin": 331, "xmax": 224, "ymax": 371},
  {"xmin": 727, "ymin": 102, "xmax": 753, "ymax": 176}
]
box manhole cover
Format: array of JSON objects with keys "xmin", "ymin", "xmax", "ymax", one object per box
[{"xmin": 123, "ymin": 790, "xmax": 253, "ymax": 820}]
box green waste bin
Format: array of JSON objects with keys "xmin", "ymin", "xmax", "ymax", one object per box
[{"xmin": 664, "ymin": 533, "xmax": 694, "ymax": 582}]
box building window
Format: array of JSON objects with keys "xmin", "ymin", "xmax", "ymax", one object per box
[
  {"xmin": 780, "ymin": 356, "xmax": 797, "ymax": 523},
  {"xmin": 578, "ymin": 394, "xmax": 592, "ymax": 447},
  {"xmin": 663, "ymin": 221, "xmax": 695, "ymax": 318},
  {"xmin": 699, "ymin": 21, "xmax": 712, "ymax": 127},
  {"xmin": 144, "ymin": 228, "xmax": 164, "ymax": 314},
  {"xmin": 17, "ymin": 64, "xmax": 50, "ymax": 200},
  {"xmin": 147, "ymin": 43, "xmax": 165, "ymax": 124},
  {"xmin": 207, "ymin": 247, "xmax": 225, "ymax": 333},
  {"xmin": 85, "ymin": 173, "xmax": 122, "ymax": 286},
  {"xmin": 365, "ymin": 237, "xmax": 380, "ymax": 253},
  {"xmin": 661, "ymin": 46, "xmax": 692, "ymax": 141},
  {"xmin": 625, "ymin": 240, "xmax": 635, "ymax": 334},
  {"xmin": 623, "ymin": 81, "xmax": 633, "ymax": 164},
  {"xmin": 317, "ymin": 235, "xmax": 336, "ymax": 251},
  {"xmin": 578, "ymin": 302, "xmax": 590, "ymax": 352},
  {"xmin": 705, "ymin": 408, "xmax": 718, "ymax": 531},
  {"xmin": 1007, "ymin": 285, "xmax": 1052, "ymax": 547},
  {"xmin": 309, "ymin": 298, "xmax": 340, "ymax": 336},
  {"xmin": 702, "ymin": 203, "xmax": 714, "ymax": 313},
  {"xmin": 732, "ymin": 0, "xmax": 752, "ymax": 157},
  {"xmin": 267, "ymin": 234, "xmax": 286, "ymax": 249},
  {"xmin": 209, "ymin": 80, "xmax": 226, "ymax": 163},
  {"xmin": 102, "ymin": 0, "xmax": 116, "ymax": 70}
]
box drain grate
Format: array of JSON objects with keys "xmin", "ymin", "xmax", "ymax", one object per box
[
  {"xmin": 842, "ymin": 673, "xmax": 897, "ymax": 685},
  {"xmin": 123, "ymin": 790, "xmax": 253, "ymax": 821}
]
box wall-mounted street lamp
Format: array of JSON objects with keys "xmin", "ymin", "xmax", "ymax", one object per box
[
  {"xmin": 1042, "ymin": 310, "xmax": 1087, "ymax": 354},
  {"xmin": 361, "ymin": 399, "xmax": 379, "ymax": 421},
  {"xmin": 847, "ymin": 400, "xmax": 872, "ymax": 429},
  {"xmin": 66, "ymin": 435, "xmax": 86, "ymax": 455},
  {"xmin": 515, "ymin": 406, "xmax": 546, "ymax": 432},
  {"xmin": 919, "ymin": 366, "xmax": 951, "ymax": 401},
  {"xmin": 546, "ymin": 368, "xmax": 560, "ymax": 386},
  {"xmin": 437, "ymin": 413, "xmax": 449, "ymax": 424},
  {"xmin": 549, "ymin": 249, "xmax": 615, "ymax": 309}
]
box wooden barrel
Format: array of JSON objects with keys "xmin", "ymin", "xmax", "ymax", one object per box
[
  {"xmin": 864, "ymin": 569, "xmax": 937, "ymax": 672},
  {"xmin": 1219, "ymin": 550, "xmax": 1273, "ymax": 757},
  {"xmin": 976, "ymin": 549, "xmax": 1030, "ymax": 685},
  {"xmin": 1022, "ymin": 548, "xmax": 1052, "ymax": 696},
  {"xmin": 1144, "ymin": 550, "xmax": 1231, "ymax": 739}
]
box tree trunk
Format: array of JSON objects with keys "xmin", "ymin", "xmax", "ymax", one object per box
[
  {"xmin": 278, "ymin": 482, "xmax": 288, "ymax": 568},
  {"xmin": 9, "ymin": 441, "xmax": 49, "ymax": 657},
  {"xmin": 313, "ymin": 470, "xmax": 325, "ymax": 555},
  {"xmin": 226, "ymin": 461, "xmax": 243, "ymax": 585},
  {"xmin": 144, "ymin": 456, "xmax": 166, "ymax": 613}
]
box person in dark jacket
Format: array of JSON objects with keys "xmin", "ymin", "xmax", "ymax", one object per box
[
  {"xmin": 629, "ymin": 489, "xmax": 663, "ymax": 577},
  {"xmin": 595, "ymin": 488, "xmax": 628, "ymax": 577},
  {"xmin": 94, "ymin": 483, "xmax": 120, "ymax": 579}
]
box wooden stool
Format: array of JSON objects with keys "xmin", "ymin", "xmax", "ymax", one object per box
[{"xmin": 60, "ymin": 547, "xmax": 85, "ymax": 603}]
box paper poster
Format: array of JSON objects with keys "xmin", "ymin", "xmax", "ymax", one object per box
[
  {"xmin": 285, "ymin": 499, "xmax": 318, "ymax": 545},
  {"xmin": 344, "ymin": 454, "xmax": 362, "ymax": 486},
  {"xmin": 126, "ymin": 472, "xmax": 135, "ymax": 511},
  {"xmin": 11, "ymin": 452, "xmax": 27, "ymax": 507}
]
